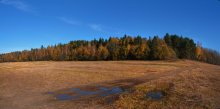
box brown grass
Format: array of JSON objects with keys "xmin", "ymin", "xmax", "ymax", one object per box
[
  {"xmin": 0, "ymin": 60, "xmax": 219, "ymax": 109},
  {"xmin": 114, "ymin": 62, "xmax": 220, "ymax": 109}
]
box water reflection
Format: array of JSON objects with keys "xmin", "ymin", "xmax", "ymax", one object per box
[
  {"xmin": 48, "ymin": 86, "xmax": 123, "ymax": 101},
  {"xmin": 146, "ymin": 91, "xmax": 164, "ymax": 100}
]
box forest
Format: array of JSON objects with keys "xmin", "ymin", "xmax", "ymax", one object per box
[{"xmin": 0, "ymin": 33, "xmax": 220, "ymax": 65}]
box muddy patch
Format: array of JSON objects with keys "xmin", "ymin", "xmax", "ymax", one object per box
[
  {"xmin": 48, "ymin": 86, "xmax": 123, "ymax": 101},
  {"xmin": 146, "ymin": 91, "xmax": 165, "ymax": 100}
]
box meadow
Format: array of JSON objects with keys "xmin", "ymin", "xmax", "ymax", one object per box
[{"xmin": 0, "ymin": 60, "xmax": 219, "ymax": 109}]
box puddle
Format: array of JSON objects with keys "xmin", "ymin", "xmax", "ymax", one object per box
[
  {"xmin": 48, "ymin": 86, "xmax": 124, "ymax": 101},
  {"xmin": 146, "ymin": 91, "xmax": 164, "ymax": 100},
  {"xmin": 56, "ymin": 94, "xmax": 78, "ymax": 100},
  {"xmin": 101, "ymin": 87, "xmax": 123, "ymax": 97},
  {"xmin": 71, "ymin": 88, "xmax": 99, "ymax": 95},
  {"xmin": 47, "ymin": 92, "xmax": 54, "ymax": 94}
]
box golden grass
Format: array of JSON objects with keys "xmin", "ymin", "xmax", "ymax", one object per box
[
  {"xmin": 0, "ymin": 60, "xmax": 219, "ymax": 109},
  {"xmin": 114, "ymin": 62, "xmax": 220, "ymax": 109}
]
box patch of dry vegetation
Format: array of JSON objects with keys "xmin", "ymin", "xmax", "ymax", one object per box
[
  {"xmin": 114, "ymin": 63, "xmax": 220, "ymax": 109},
  {"xmin": 0, "ymin": 60, "xmax": 219, "ymax": 109},
  {"xmin": 0, "ymin": 61, "xmax": 182, "ymax": 109}
]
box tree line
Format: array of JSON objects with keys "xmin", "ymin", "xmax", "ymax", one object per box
[{"xmin": 0, "ymin": 34, "xmax": 219, "ymax": 65}]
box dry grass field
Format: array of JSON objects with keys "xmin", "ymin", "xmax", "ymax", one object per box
[{"xmin": 0, "ymin": 60, "xmax": 220, "ymax": 109}]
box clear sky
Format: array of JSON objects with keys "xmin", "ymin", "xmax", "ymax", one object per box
[{"xmin": 0, "ymin": 0, "xmax": 220, "ymax": 53}]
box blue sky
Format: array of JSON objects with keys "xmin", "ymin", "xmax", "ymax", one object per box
[{"xmin": 0, "ymin": 0, "xmax": 220, "ymax": 53}]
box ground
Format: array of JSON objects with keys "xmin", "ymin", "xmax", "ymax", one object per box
[{"xmin": 0, "ymin": 60, "xmax": 219, "ymax": 109}]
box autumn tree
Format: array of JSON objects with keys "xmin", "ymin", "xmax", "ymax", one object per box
[
  {"xmin": 107, "ymin": 37, "xmax": 120, "ymax": 60},
  {"xmin": 196, "ymin": 42, "xmax": 203, "ymax": 61},
  {"xmin": 97, "ymin": 45, "xmax": 109, "ymax": 60},
  {"xmin": 150, "ymin": 36, "xmax": 176, "ymax": 60}
]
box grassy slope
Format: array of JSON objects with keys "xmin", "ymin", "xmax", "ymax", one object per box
[
  {"xmin": 0, "ymin": 60, "xmax": 219, "ymax": 109},
  {"xmin": 115, "ymin": 61, "xmax": 220, "ymax": 109}
]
